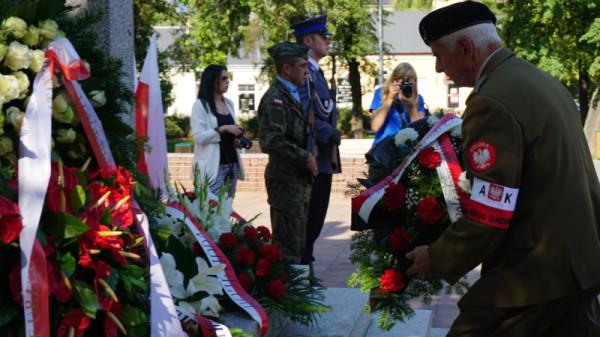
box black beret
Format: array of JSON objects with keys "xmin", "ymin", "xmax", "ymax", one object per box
[
  {"xmin": 267, "ymin": 42, "xmax": 309, "ymax": 61},
  {"xmin": 419, "ymin": 1, "xmax": 496, "ymax": 45}
]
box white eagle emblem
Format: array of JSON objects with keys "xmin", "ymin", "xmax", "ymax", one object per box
[{"xmin": 468, "ymin": 141, "xmax": 496, "ymax": 172}]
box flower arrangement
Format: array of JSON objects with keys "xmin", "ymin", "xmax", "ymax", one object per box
[
  {"xmin": 348, "ymin": 113, "xmax": 470, "ymax": 330},
  {"xmin": 173, "ymin": 172, "xmax": 331, "ymax": 326}
]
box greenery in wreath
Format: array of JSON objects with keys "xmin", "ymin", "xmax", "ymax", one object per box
[{"xmin": 348, "ymin": 113, "xmax": 470, "ymax": 330}]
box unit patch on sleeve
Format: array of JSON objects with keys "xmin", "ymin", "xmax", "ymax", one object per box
[
  {"xmin": 463, "ymin": 177, "xmax": 519, "ymax": 229},
  {"xmin": 468, "ymin": 140, "xmax": 496, "ymax": 172}
]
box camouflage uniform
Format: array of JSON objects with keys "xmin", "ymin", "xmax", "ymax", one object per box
[{"xmin": 258, "ymin": 80, "xmax": 314, "ymax": 264}]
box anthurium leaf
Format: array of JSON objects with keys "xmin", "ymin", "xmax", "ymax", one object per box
[
  {"xmin": 58, "ymin": 252, "xmax": 76, "ymax": 277},
  {"xmin": 100, "ymin": 207, "xmax": 112, "ymax": 226},
  {"xmin": 73, "ymin": 280, "xmax": 99, "ymax": 319},
  {"xmin": 120, "ymin": 264, "xmax": 148, "ymax": 300},
  {"xmin": 120, "ymin": 304, "xmax": 148, "ymax": 337},
  {"xmin": 46, "ymin": 213, "xmax": 89, "ymax": 239},
  {"xmin": 69, "ymin": 185, "xmax": 86, "ymax": 214}
]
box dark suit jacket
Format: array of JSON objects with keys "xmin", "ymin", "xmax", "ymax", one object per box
[{"xmin": 429, "ymin": 48, "xmax": 600, "ymax": 307}]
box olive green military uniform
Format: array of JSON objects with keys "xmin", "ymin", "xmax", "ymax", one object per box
[
  {"xmin": 428, "ymin": 48, "xmax": 600, "ymax": 336},
  {"xmin": 258, "ymin": 80, "xmax": 313, "ymax": 264}
]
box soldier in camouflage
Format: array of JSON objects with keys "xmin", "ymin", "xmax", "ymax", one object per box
[{"xmin": 258, "ymin": 42, "xmax": 318, "ymax": 264}]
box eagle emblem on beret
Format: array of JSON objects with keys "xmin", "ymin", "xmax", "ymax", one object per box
[{"xmin": 468, "ymin": 140, "xmax": 496, "ymax": 172}]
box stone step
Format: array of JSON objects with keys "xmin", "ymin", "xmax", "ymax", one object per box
[
  {"xmin": 364, "ymin": 309, "xmax": 433, "ymax": 337},
  {"xmin": 428, "ymin": 327, "xmax": 449, "ymax": 337},
  {"xmin": 276, "ymin": 287, "xmax": 371, "ymax": 337}
]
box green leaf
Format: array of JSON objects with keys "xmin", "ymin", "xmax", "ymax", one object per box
[
  {"xmin": 73, "ymin": 281, "xmax": 99, "ymax": 319},
  {"xmin": 120, "ymin": 264, "xmax": 148, "ymax": 300},
  {"xmin": 120, "ymin": 304, "xmax": 148, "ymax": 337},
  {"xmin": 46, "ymin": 213, "xmax": 89, "ymax": 239},
  {"xmin": 69, "ymin": 185, "xmax": 86, "ymax": 214},
  {"xmin": 58, "ymin": 252, "xmax": 76, "ymax": 277},
  {"xmin": 100, "ymin": 207, "xmax": 112, "ymax": 226}
]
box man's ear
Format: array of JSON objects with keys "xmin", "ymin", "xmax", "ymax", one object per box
[
  {"xmin": 457, "ymin": 37, "xmax": 474, "ymax": 57},
  {"xmin": 302, "ymin": 34, "xmax": 313, "ymax": 46},
  {"xmin": 281, "ymin": 63, "xmax": 291, "ymax": 76}
]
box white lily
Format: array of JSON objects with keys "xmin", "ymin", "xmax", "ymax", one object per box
[
  {"xmin": 186, "ymin": 257, "xmax": 224, "ymax": 296},
  {"xmin": 159, "ymin": 253, "xmax": 186, "ymax": 299},
  {"xmin": 198, "ymin": 295, "xmax": 222, "ymax": 317},
  {"xmin": 394, "ymin": 127, "xmax": 419, "ymax": 147}
]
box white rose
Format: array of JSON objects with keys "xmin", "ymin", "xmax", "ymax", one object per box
[
  {"xmin": 22, "ymin": 26, "xmax": 41, "ymax": 47},
  {"xmin": 55, "ymin": 128, "xmax": 77, "ymax": 144},
  {"xmin": 0, "ymin": 74, "xmax": 20, "ymax": 105},
  {"xmin": 0, "ymin": 44, "xmax": 7, "ymax": 62},
  {"xmin": 89, "ymin": 90, "xmax": 106, "ymax": 107},
  {"xmin": 6, "ymin": 106, "xmax": 24, "ymax": 132},
  {"xmin": 29, "ymin": 49, "xmax": 46, "ymax": 73},
  {"xmin": 12, "ymin": 71, "xmax": 30, "ymax": 98},
  {"xmin": 52, "ymin": 91, "xmax": 76, "ymax": 124},
  {"xmin": 3, "ymin": 17, "xmax": 27, "ymax": 38},
  {"xmin": 394, "ymin": 127, "xmax": 419, "ymax": 147},
  {"xmin": 83, "ymin": 60, "xmax": 91, "ymax": 74},
  {"xmin": 450, "ymin": 123, "xmax": 462, "ymax": 138},
  {"xmin": 39, "ymin": 19, "xmax": 60, "ymax": 40},
  {"xmin": 458, "ymin": 171, "xmax": 472, "ymax": 194},
  {"xmin": 4, "ymin": 41, "xmax": 32, "ymax": 71}
]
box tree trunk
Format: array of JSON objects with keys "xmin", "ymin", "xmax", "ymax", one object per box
[
  {"xmin": 347, "ymin": 57, "xmax": 363, "ymax": 138},
  {"xmin": 579, "ymin": 66, "xmax": 590, "ymax": 124},
  {"xmin": 583, "ymin": 85, "xmax": 600, "ymax": 158}
]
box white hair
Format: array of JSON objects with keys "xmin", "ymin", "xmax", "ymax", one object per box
[{"xmin": 439, "ymin": 23, "xmax": 501, "ymax": 52}]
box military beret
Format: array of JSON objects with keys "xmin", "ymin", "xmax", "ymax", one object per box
[
  {"xmin": 290, "ymin": 15, "xmax": 332, "ymax": 37},
  {"xmin": 267, "ymin": 42, "xmax": 310, "ymax": 61},
  {"xmin": 419, "ymin": 1, "xmax": 496, "ymax": 45}
]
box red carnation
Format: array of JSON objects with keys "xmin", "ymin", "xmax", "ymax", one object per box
[
  {"xmin": 238, "ymin": 272, "xmax": 254, "ymax": 291},
  {"xmin": 416, "ymin": 196, "xmax": 445, "ymax": 225},
  {"xmin": 256, "ymin": 226, "xmax": 272, "ymax": 242},
  {"xmin": 0, "ymin": 195, "xmax": 23, "ymax": 244},
  {"xmin": 243, "ymin": 226, "xmax": 258, "ymax": 243},
  {"xmin": 380, "ymin": 269, "xmax": 405, "ymax": 293},
  {"xmin": 258, "ymin": 244, "xmax": 283, "ymax": 262},
  {"xmin": 389, "ymin": 228, "xmax": 411, "ymax": 253},
  {"xmin": 417, "ymin": 147, "xmax": 441, "ymax": 169},
  {"xmin": 236, "ymin": 247, "xmax": 255, "ymax": 266},
  {"xmin": 255, "ymin": 258, "xmax": 272, "ymax": 277},
  {"xmin": 219, "ymin": 232, "xmax": 238, "ymax": 250},
  {"xmin": 382, "ymin": 182, "xmax": 406, "ymax": 212},
  {"xmin": 266, "ymin": 279, "xmax": 286, "ymax": 298}
]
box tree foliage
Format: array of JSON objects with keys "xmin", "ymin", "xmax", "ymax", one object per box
[
  {"xmin": 499, "ymin": 0, "xmax": 600, "ymax": 121},
  {"xmin": 393, "ymin": 0, "xmax": 431, "ymax": 11}
]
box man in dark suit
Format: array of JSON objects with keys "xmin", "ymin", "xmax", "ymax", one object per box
[
  {"xmin": 291, "ymin": 15, "xmax": 342, "ymax": 268},
  {"xmin": 406, "ymin": 1, "xmax": 600, "ymax": 336}
]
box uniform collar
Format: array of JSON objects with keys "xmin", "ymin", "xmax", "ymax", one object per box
[
  {"xmin": 474, "ymin": 47, "xmax": 514, "ymax": 92},
  {"xmin": 275, "ymin": 76, "xmax": 302, "ymax": 105}
]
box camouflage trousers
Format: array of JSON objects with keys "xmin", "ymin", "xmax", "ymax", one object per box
[{"xmin": 266, "ymin": 177, "xmax": 312, "ymax": 264}]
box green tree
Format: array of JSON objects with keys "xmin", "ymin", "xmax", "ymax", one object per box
[
  {"xmin": 499, "ymin": 0, "xmax": 600, "ymax": 122},
  {"xmin": 394, "ymin": 0, "xmax": 431, "ymax": 10}
]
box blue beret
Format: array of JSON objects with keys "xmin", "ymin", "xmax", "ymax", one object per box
[
  {"xmin": 267, "ymin": 42, "xmax": 309, "ymax": 61},
  {"xmin": 419, "ymin": 1, "xmax": 496, "ymax": 45},
  {"xmin": 290, "ymin": 15, "xmax": 332, "ymax": 37}
]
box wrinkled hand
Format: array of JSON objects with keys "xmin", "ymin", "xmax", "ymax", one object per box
[
  {"xmin": 307, "ymin": 153, "xmax": 318, "ymax": 176},
  {"xmin": 330, "ymin": 129, "xmax": 342, "ymax": 146},
  {"xmin": 406, "ymin": 245, "xmax": 432, "ymax": 279}
]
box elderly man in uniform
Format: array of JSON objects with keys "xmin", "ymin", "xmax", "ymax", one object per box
[
  {"xmin": 406, "ymin": 1, "xmax": 600, "ymax": 336},
  {"xmin": 291, "ymin": 15, "xmax": 342, "ymax": 268},
  {"xmin": 257, "ymin": 42, "xmax": 318, "ymax": 264}
]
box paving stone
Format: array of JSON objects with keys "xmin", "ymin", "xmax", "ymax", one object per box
[{"xmin": 364, "ymin": 309, "xmax": 432, "ymax": 337}]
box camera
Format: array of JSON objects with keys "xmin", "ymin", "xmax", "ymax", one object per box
[
  {"xmin": 400, "ymin": 80, "xmax": 413, "ymax": 99},
  {"xmin": 237, "ymin": 131, "xmax": 253, "ymax": 150}
]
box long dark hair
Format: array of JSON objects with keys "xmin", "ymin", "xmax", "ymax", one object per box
[{"xmin": 197, "ymin": 64, "xmax": 227, "ymax": 115}]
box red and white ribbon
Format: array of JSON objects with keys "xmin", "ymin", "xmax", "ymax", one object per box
[
  {"xmin": 46, "ymin": 38, "xmax": 116, "ymax": 177},
  {"xmin": 433, "ymin": 133, "xmax": 465, "ymax": 222},
  {"xmin": 352, "ymin": 114, "xmax": 462, "ymax": 222},
  {"xmin": 166, "ymin": 203, "xmax": 269, "ymax": 336},
  {"xmin": 18, "ymin": 63, "xmax": 53, "ymax": 337},
  {"xmin": 133, "ymin": 205, "xmax": 186, "ymax": 337}
]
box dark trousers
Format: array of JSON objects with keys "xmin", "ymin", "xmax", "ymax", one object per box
[
  {"xmin": 448, "ymin": 289, "xmax": 600, "ymax": 337},
  {"xmin": 301, "ymin": 173, "xmax": 332, "ymax": 264}
]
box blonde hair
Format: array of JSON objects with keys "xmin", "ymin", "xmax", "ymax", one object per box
[{"xmin": 382, "ymin": 62, "xmax": 418, "ymax": 104}]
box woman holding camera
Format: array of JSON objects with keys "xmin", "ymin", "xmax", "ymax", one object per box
[
  {"xmin": 370, "ymin": 62, "xmax": 428, "ymax": 145},
  {"xmin": 190, "ymin": 64, "xmax": 245, "ymax": 198}
]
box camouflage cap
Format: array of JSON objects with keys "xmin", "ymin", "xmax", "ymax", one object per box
[{"xmin": 267, "ymin": 42, "xmax": 310, "ymax": 61}]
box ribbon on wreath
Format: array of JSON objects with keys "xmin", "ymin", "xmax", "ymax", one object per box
[
  {"xmin": 18, "ymin": 62, "xmax": 53, "ymax": 337},
  {"xmin": 166, "ymin": 203, "xmax": 270, "ymax": 337},
  {"xmin": 352, "ymin": 114, "xmax": 463, "ymax": 223}
]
